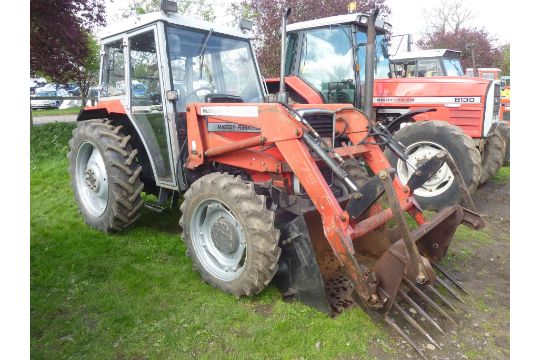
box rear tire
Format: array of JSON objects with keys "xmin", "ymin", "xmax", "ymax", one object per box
[
  {"xmin": 498, "ymin": 122, "xmax": 510, "ymax": 165},
  {"xmin": 479, "ymin": 128, "xmax": 506, "ymax": 184},
  {"xmin": 384, "ymin": 121, "xmax": 481, "ymax": 211},
  {"xmin": 179, "ymin": 173, "xmax": 281, "ymax": 297},
  {"xmin": 68, "ymin": 119, "xmax": 144, "ymax": 232}
]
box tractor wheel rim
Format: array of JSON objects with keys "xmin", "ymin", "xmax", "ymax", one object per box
[
  {"xmin": 191, "ymin": 198, "xmax": 246, "ymax": 281},
  {"xmin": 396, "ymin": 141, "xmax": 454, "ymax": 198},
  {"xmin": 75, "ymin": 142, "xmax": 109, "ymax": 217}
]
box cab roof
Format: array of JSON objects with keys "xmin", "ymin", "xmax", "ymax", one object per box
[
  {"xmin": 391, "ymin": 49, "xmax": 461, "ymax": 61},
  {"xmin": 100, "ymin": 11, "xmax": 249, "ymax": 41},
  {"xmin": 287, "ymin": 13, "xmax": 390, "ymax": 33}
]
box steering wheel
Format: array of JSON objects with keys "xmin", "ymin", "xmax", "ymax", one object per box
[{"xmin": 185, "ymin": 87, "xmax": 214, "ymax": 103}]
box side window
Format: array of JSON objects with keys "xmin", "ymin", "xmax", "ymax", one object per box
[
  {"xmin": 406, "ymin": 61, "xmax": 417, "ymax": 77},
  {"xmin": 101, "ymin": 40, "xmax": 125, "ymax": 97},
  {"xmin": 130, "ymin": 31, "xmax": 162, "ymax": 107},
  {"xmin": 417, "ymin": 59, "xmax": 443, "ymax": 77},
  {"xmin": 285, "ymin": 33, "xmax": 298, "ymax": 74}
]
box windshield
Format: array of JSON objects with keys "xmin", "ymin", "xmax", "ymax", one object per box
[
  {"xmin": 357, "ymin": 32, "xmax": 391, "ymax": 81},
  {"xmin": 442, "ymin": 58, "xmax": 463, "ymax": 76},
  {"xmin": 166, "ymin": 26, "xmax": 263, "ymax": 111},
  {"xmin": 296, "ymin": 26, "xmax": 355, "ymax": 102}
]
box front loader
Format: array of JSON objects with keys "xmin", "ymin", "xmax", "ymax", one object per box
[{"xmin": 69, "ymin": 4, "xmax": 484, "ymax": 358}]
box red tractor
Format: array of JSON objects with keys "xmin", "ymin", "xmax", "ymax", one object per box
[
  {"xmin": 266, "ymin": 13, "xmax": 506, "ymax": 210},
  {"xmin": 69, "ymin": 6, "xmax": 484, "ymax": 358},
  {"xmin": 391, "ymin": 50, "xmax": 510, "ymax": 165}
]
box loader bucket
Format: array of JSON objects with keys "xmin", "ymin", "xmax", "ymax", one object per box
[
  {"xmin": 274, "ymin": 204, "xmax": 476, "ymax": 315},
  {"xmin": 273, "ymin": 201, "xmax": 483, "ymax": 358}
]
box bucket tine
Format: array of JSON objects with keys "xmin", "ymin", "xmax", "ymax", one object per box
[
  {"xmin": 398, "ymin": 288, "xmax": 445, "ymax": 335},
  {"xmin": 432, "ymin": 262, "xmax": 470, "ymax": 295},
  {"xmin": 384, "ymin": 315, "xmax": 429, "ymax": 360},
  {"xmin": 427, "ymin": 285, "xmax": 458, "ymax": 313},
  {"xmin": 403, "ymin": 278, "xmax": 456, "ymax": 325},
  {"xmin": 435, "ymin": 277, "xmax": 465, "ymax": 303},
  {"xmin": 393, "ymin": 302, "xmax": 442, "ymax": 350}
]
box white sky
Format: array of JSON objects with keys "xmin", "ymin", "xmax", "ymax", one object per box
[{"xmin": 104, "ymin": 0, "xmax": 510, "ymax": 46}]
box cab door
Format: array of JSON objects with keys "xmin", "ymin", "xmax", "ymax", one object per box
[{"xmin": 126, "ymin": 26, "xmax": 176, "ymax": 188}]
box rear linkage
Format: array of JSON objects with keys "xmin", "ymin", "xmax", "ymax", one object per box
[{"xmin": 282, "ymin": 105, "xmax": 485, "ymax": 359}]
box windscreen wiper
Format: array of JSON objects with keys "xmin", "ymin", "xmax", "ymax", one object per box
[{"xmin": 198, "ymin": 28, "xmax": 213, "ymax": 79}]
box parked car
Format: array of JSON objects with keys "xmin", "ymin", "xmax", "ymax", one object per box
[
  {"xmin": 31, "ymin": 89, "xmax": 69, "ymax": 109},
  {"xmin": 62, "ymin": 83, "xmax": 81, "ymax": 96}
]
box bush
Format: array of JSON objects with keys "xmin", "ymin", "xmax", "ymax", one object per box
[{"xmin": 31, "ymin": 123, "xmax": 76, "ymax": 164}]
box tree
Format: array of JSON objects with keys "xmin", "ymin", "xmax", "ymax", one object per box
[
  {"xmin": 418, "ymin": 0, "xmax": 502, "ymax": 69},
  {"xmin": 422, "ymin": 0, "xmax": 474, "ymax": 34},
  {"xmin": 235, "ymin": 0, "xmax": 391, "ymax": 77},
  {"xmin": 417, "ymin": 27, "xmax": 502, "ymax": 69},
  {"xmin": 499, "ymin": 43, "xmax": 510, "ymax": 75},
  {"xmin": 119, "ymin": 0, "xmax": 216, "ymax": 21},
  {"xmin": 31, "ymin": 0, "xmax": 106, "ymax": 91}
]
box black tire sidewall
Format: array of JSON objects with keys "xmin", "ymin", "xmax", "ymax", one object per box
[{"xmin": 385, "ymin": 121, "xmax": 478, "ymax": 211}]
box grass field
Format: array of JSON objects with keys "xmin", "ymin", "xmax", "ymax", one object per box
[
  {"xmin": 32, "ymin": 107, "xmax": 82, "ymax": 117},
  {"xmin": 30, "ymin": 123, "xmax": 507, "ymax": 359}
]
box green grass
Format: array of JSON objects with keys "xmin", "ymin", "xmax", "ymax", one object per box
[
  {"xmin": 32, "ymin": 106, "xmax": 82, "ymax": 117},
  {"xmin": 492, "ymin": 166, "xmax": 510, "ymax": 183},
  {"xmin": 31, "ymin": 123, "xmax": 385, "ymax": 359}
]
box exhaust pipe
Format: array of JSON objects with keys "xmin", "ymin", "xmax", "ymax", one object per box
[
  {"xmin": 407, "ymin": 33, "xmax": 413, "ymax": 52},
  {"xmin": 277, "ymin": 7, "xmax": 292, "ymax": 104},
  {"xmin": 363, "ymin": 8, "xmax": 379, "ymax": 119}
]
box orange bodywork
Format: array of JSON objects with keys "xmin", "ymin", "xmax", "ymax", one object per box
[{"xmin": 500, "ymin": 97, "xmax": 510, "ymax": 121}]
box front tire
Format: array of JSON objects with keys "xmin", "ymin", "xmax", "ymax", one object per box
[
  {"xmin": 179, "ymin": 173, "xmax": 281, "ymax": 297},
  {"xmin": 384, "ymin": 121, "xmax": 481, "ymax": 211},
  {"xmin": 68, "ymin": 119, "xmax": 144, "ymax": 232}
]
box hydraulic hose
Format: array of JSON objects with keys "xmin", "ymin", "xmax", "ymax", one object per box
[{"xmin": 302, "ymin": 133, "xmax": 359, "ymax": 192}]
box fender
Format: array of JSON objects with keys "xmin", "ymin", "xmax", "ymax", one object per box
[
  {"xmin": 386, "ymin": 108, "xmax": 437, "ymax": 133},
  {"xmin": 77, "ymin": 99, "xmax": 160, "ymax": 194},
  {"xmin": 266, "ymin": 76, "xmax": 323, "ymax": 104},
  {"xmin": 76, "ymin": 99, "xmax": 127, "ymax": 122}
]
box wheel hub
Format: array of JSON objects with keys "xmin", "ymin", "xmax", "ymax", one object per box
[
  {"xmin": 84, "ymin": 168, "xmax": 99, "ymax": 192},
  {"xmin": 211, "ymin": 218, "xmax": 239, "ymax": 253},
  {"xmin": 191, "ymin": 199, "xmax": 247, "ymax": 281},
  {"xmin": 396, "ymin": 142, "xmax": 454, "ymax": 198},
  {"xmin": 75, "ymin": 142, "xmax": 109, "ymax": 217}
]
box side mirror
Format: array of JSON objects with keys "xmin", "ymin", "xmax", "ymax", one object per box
[{"xmin": 166, "ymin": 90, "xmax": 179, "ymax": 101}]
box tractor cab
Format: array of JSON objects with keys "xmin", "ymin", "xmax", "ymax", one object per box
[
  {"xmin": 98, "ymin": 11, "xmax": 265, "ymax": 188},
  {"xmin": 465, "ymin": 67, "xmax": 502, "ymax": 80},
  {"xmin": 390, "ymin": 49, "xmax": 463, "ymax": 78},
  {"xmin": 278, "ymin": 13, "xmax": 392, "ymax": 107}
]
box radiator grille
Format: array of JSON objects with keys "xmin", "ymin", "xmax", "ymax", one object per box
[{"xmin": 302, "ymin": 112, "xmax": 335, "ymax": 139}]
